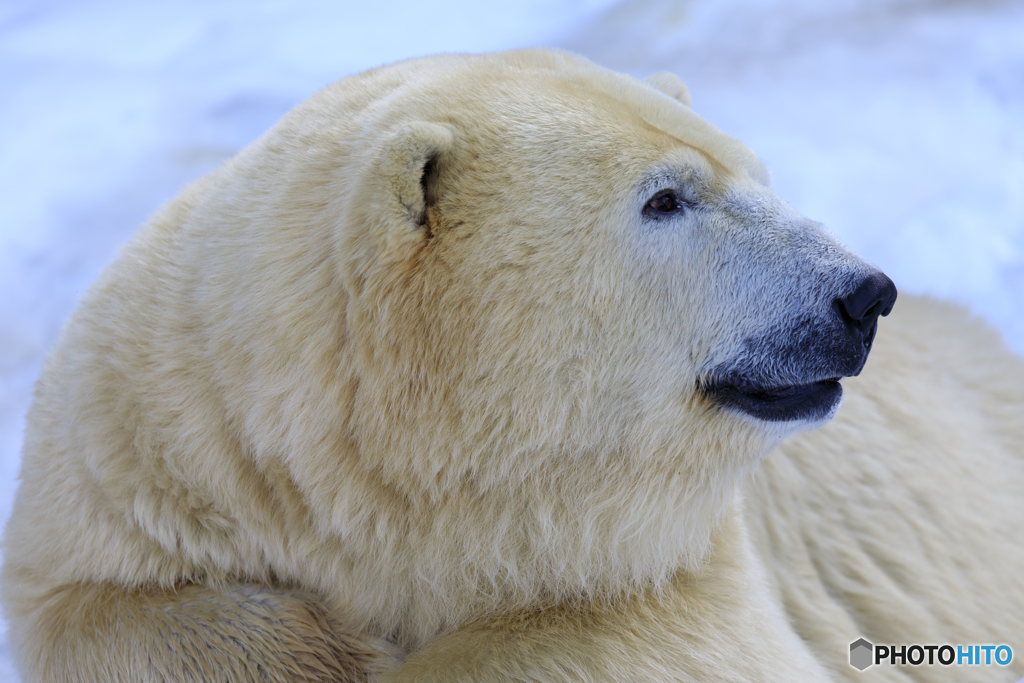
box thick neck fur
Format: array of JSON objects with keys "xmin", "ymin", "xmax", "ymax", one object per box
[{"xmin": 277, "ymin": 414, "xmax": 777, "ymax": 649}]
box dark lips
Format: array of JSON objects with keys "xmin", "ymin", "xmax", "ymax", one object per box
[{"xmin": 703, "ymin": 377, "xmax": 843, "ymax": 422}]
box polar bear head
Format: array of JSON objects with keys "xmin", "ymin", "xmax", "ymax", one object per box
[
  {"xmin": 181, "ymin": 49, "xmax": 894, "ymax": 635},
  {"xmin": 332, "ymin": 50, "xmax": 895, "ymax": 465}
]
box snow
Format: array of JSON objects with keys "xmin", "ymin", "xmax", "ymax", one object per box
[{"xmin": 0, "ymin": 0, "xmax": 1021, "ymax": 676}]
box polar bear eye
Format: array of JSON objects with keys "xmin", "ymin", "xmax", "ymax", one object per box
[{"xmin": 643, "ymin": 190, "xmax": 684, "ymax": 218}]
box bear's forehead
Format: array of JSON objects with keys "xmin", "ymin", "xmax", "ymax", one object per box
[
  {"xmin": 411, "ymin": 50, "xmax": 770, "ymax": 187},
  {"xmin": 305, "ymin": 49, "xmax": 768, "ymax": 189}
]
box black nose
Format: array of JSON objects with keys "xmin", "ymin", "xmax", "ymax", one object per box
[{"xmin": 837, "ymin": 272, "xmax": 897, "ymax": 347}]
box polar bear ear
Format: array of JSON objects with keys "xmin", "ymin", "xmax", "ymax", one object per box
[
  {"xmin": 377, "ymin": 121, "xmax": 457, "ymax": 247},
  {"xmin": 645, "ymin": 71, "xmax": 692, "ymax": 107}
]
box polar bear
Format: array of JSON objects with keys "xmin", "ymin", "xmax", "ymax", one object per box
[{"xmin": 3, "ymin": 48, "xmax": 1023, "ymax": 682}]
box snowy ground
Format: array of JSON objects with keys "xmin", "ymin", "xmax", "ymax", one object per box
[{"xmin": 1, "ymin": 0, "xmax": 1022, "ymax": 677}]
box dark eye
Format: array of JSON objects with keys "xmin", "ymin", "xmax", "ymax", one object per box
[{"xmin": 644, "ymin": 191, "xmax": 683, "ymax": 218}]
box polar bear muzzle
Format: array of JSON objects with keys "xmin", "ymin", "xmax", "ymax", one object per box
[{"xmin": 704, "ymin": 271, "xmax": 897, "ymax": 423}]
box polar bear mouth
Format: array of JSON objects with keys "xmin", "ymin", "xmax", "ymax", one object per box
[{"xmin": 703, "ymin": 377, "xmax": 843, "ymax": 422}]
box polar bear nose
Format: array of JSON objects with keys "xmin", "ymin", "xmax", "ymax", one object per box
[{"xmin": 837, "ymin": 272, "xmax": 898, "ymax": 344}]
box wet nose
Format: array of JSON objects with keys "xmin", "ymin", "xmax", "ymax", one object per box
[{"xmin": 837, "ymin": 272, "xmax": 898, "ymax": 347}]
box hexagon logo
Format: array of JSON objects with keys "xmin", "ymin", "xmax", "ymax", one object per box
[{"xmin": 850, "ymin": 638, "xmax": 874, "ymax": 671}]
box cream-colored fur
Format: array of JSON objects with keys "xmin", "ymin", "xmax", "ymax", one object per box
[
  {"xmin": 3, "ymin": 48, "xmax": 1022, "ymax": 682},
  {"xmin": 747, "ymin": 298, "xmax": 1024, "ymax": 682}
]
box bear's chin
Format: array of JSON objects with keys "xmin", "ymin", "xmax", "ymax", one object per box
[{"xmin": 703, "ymin": 377, "xmax": 843, "ymax": 424}]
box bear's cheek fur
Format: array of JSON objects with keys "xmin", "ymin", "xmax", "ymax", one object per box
[{"xmin": 342, "ymin": 177, "xmax": 785, "ymax": 503}]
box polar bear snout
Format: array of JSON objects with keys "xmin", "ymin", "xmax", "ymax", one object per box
[
  {"xmin": 701, "ymin": 263, "xmax": 897, "ymax": 426},
  {"xmin": 835, "ymin": 271, "xmax": 898, "ymax": 352}
]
